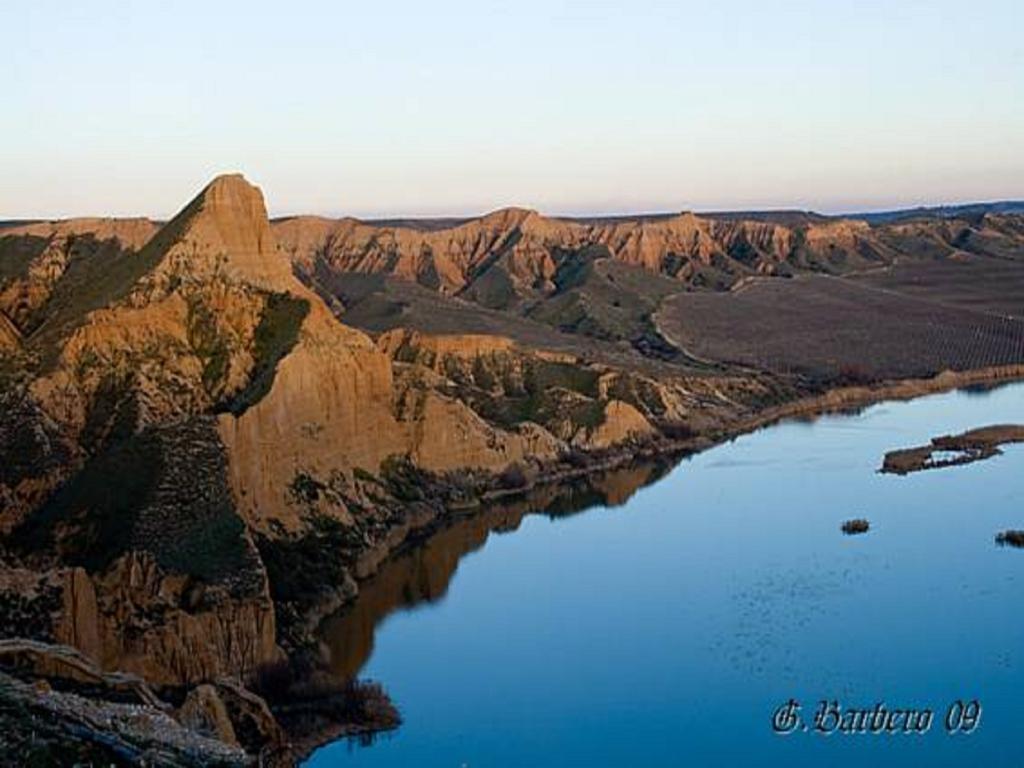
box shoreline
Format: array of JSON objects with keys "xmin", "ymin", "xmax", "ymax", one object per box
[
  {"xmin": 315, "ymin": 361, "xmax": 1024, "ymax": 650},
  {"xmin": 489, "ymin": 364, "xmax": 1024, "ymax": 506},
  {"xmin": 299, "ymin": 363, "xmax": 1024, "ymax": 759},
  {"xmin": 10, "ymin": 364, "xmax": 1024, "ymax": 766}
]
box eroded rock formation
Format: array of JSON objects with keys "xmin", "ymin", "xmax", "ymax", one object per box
[
  {"xmin": 2, "ymin": 174, "xmax": 777, "ymax": 700},
  {"xmin": 4, "ymin": 176, "xmax": 1019, "ymax": 763},
  {"xmin": 274, "ymin": 206, "xmax": 1024, "ymax": 303}
]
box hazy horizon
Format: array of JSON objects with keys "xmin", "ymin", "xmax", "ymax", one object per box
[
  {"xmin": 4, "ymin": 0, "xmax": 1022, "ymax": 219},
  {"xmin": 4, "ymin": 185, "xmax": 1024, "ymax": 225}
]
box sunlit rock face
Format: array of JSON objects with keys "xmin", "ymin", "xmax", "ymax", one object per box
[
  {"xmin": 273, "ymin": 206, "xmax": 925, "ymax": 299},
  {"xmin": 0, "ymin": 217, "xmax": 159, "ymax": 334}
]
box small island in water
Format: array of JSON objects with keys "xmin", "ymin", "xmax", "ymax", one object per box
[{"xmin": 880, "ymin": 425, "xmax": 1024, "ymax": 475}]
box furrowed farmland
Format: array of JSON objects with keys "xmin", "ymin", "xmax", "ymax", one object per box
[
  {"xmin": 657, "ymin": 273, "xmax": 1024, "ymax": 382},
  {"xmin": 852, "ymin": 258, "xmax": 1024, "ymax": 319}
]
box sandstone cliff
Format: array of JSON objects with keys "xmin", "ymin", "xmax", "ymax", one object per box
[
  {"xmin": 274, "ymin": 206, "xmax": 926, "ymax": 303},
  {"xmin": 274, "ymin": 207, "xmax": 1024, "ymax": 373}
]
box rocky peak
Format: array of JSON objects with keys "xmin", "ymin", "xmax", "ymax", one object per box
[
  {"xmin": 147, "ymin": 174, "xmax": 294, "ymax": 293},
  {"xmin": 477, "ymin": 206, "xmax": 538, "ymax": 230},
  {"xmin": 193, "ymin": 174, "xmax": 272, "ymax": 246}
]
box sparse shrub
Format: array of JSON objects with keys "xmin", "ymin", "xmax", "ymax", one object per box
[
  {"xmin": 353, "ymin": 466, "xmax": 378, "ymax": 484},
  {"xmin": 288, "ymin": 471, "xmax": 325, "ymax": 505},
  {"xmin": 256, "ymin": 515, "xmax": 359, "ymax": 606},
  {"xmin": 837, "ymin": 364, "xmax": 875, "ymax": 385},
  {"xmin": 379, "ymin": 453, "xmax": 425, "ymax": 501},
  {"xmin": 270, "ymin": 675, "xmax": 401, "ymax": 746},
  {"xmin": 995, "ymin": 530, "xmax": 1024, "ymax": 548},
  {"xmin": 496, "ymin": 462, "xmax": 528, "ymax": 490},
  {"xmin": 841, "ymin": 518, "xmax": 870, "ymax": 535},
  {"xmin": 562, "ymin": 448, "xmax": 590, "ymax": 468},
  {"xmin": 569, "ymin": 401, "xmax": 605, "ymax": 431},
  {"xmin": 660, "ymin": 421, "xmax": 696, "ymax": 440}
]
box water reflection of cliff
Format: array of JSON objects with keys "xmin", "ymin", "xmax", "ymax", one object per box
[{"xmin": 320, "ymin": 460, "xmax": 676, "ymax": 680}]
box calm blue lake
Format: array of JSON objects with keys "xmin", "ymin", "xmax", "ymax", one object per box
[{"xmin": 308, "ymin": 383, "xmax": 1024, "ymax": 767}]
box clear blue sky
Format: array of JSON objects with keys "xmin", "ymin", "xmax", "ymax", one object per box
[{"xmin": 3, "ymin": 0, "xmax": 1022, "ymax": 219}]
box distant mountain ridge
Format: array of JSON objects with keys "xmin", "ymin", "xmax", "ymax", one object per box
[
  {"xmin": 274, "ymin": 203, "xmax": 1024, "ymax": 305},
  {"xmin": 6, "ymin": 197, "xmax": 1023, "ymax": 362},
  {"xmin": 847, "ymin": 200, "xmax": 1024, "ymax": 224},
  {"xmin": 7, "ymin": 198, "xmax": 1022, "ymax": 234}
]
